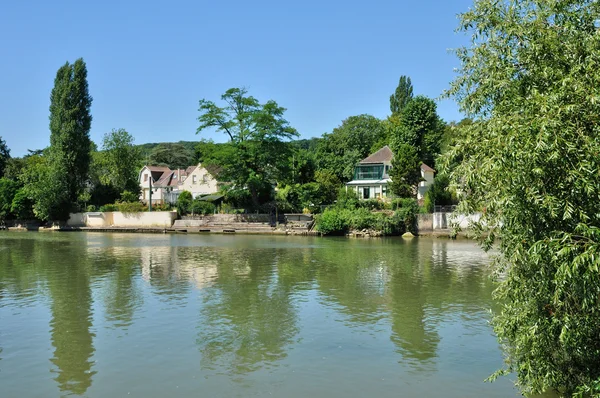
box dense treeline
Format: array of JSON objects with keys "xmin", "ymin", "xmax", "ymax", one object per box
[{"xmin": 0, "ymin": 61, "xmax": 461, "ymax": 224}]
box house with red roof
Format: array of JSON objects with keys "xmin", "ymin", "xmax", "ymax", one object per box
[{"xmin": 345, "ymin": 146, "xmax": 435, "ymax": 200}]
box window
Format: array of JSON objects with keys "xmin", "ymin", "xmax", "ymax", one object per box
[
  {"xmin": 363, "ymin": 187, "xmax": 370, "ymax": 199},
  {"xmin": 354, "ymin": 165, "xmax": 384, "ymax": 180},
  {"xmin": 385, "ymin": 165, "xmax": 390, "ymax": 174},
  {"xmin": 193, "ymin": 175, "xmax": 197, "ymax": 184},
  {"xmin": 202, "ymin": 174, "xmax": 208, "ymax": 183},
  {"xmin": 144, "ymin": 174, "xmax": 148, "ymax": 182},
  {"xmin": 382, "ymin": 186, "xmax": 387, "ymax": 197}
]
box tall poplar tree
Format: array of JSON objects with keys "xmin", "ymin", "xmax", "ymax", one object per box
[
  {"xmin": 389, "ymin": 75, "xmax": 413, "ymax": 116},
  {"xmin": 29, "ymin": 58, "xmax": 93, "ymax": 220},
  {"xmin": 49, "ymin": 58, "xmax": 92, "ymax": 202}
]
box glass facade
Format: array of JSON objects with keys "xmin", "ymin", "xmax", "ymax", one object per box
[{"xmin": 354, "ymin": 165, "xmax": 384, "ymax": 180}]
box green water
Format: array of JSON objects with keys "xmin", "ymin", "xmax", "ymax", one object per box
[{"xmin": 0, "ymin": 232, "xmax": 539, "ymax": 397}]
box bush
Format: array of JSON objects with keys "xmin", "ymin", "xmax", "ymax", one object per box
[
  {"xmin": 86, "ymin": 205, "xmax": 97, "ymax": 212},
  {"xmin": 120, "ymin": 190, "xmax": 139, "ymax": 203},
  {"xmin": 177, "ymin": 190, "xmax": 193, "ymax": 215},
  {"xmin": 191, "ymin": 199, "xmax": 216, "ymax": 215},
  {"xmin": 334, "ymin": 188, "xmax": 360, "ymax": 210},
  {"xmin": 115, "ymin": 201, "xmax": 146, "ymax": 213},
  {"xmin": 99, "ymin": 204, "xmax": 118, "ymax": 212},
  {"xmin": 152, "ymin": 203, "xmax": 172, "ymax": 211},
  {"xmin": 315, "ymin": 208, "xmax": 349, "ymax": 235}
]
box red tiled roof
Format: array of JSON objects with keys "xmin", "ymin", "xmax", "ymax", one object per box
[
  {"xmin": 360, "ymin": 146, "xmax": 394, "ymax": 164},
  {"xmin": 421, "ymin": 163, "xmax": 435, "ymax": 172}
]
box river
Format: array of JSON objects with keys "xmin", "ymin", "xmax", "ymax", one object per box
[{"xmin": 0, "ymin": 232, "xmax": 544, "ymax": 397}]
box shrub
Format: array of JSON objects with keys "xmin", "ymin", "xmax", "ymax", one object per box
[
  {"xmin": 99, "ymin": 204, "xmax": 118, "ymax": 212},
  {"xmin": 116, "ymin": 201, "xmax": 146, "ymax": 213},
  {"xmin": 152, "ymin": 203, "xmax": 172, "ymax": 211},
  {"xmin": 315, "ymin": 208, "xmax": 349, "ymax": 235},
  {"xmin": 120, "ymin": 190, "xmax": 139, "ymax": 203},
  {"xmin": 86, "ymin": 205, "xmax": 97, "ymax": 212},
  {"xmin": 334, "ymin": 188, "xmax": 359, "ymax": 210},
  {"xmin": 177, "ymin": 190, "xmax": 193, "ymax": 215},
  {"xmin": 191, "ymin": 199, "xmax": 215, "ymax": 215}
]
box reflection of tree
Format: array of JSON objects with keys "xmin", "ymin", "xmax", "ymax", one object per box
[
  {"xmin": 47, "ymin": 242, "xmax": 96, "ymax": 395},
  {"xmin": 91, "ymin": 247, "xmax": 143, "ymax": 329},
  {"xmin": 196, "ymin": 247, "xmax": 300, "ymax": 374},
  {"xmin": 314, "ymin": 239, "xmax": 394, "ymax": 324},
  {"xmin": 387, "ymin": 241, "xmax": 440, "ymax": 366}
]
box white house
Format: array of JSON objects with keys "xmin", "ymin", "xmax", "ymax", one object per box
[
  {"xmin": 345, "ymin": 146, "xmax": 435, "ymax": 200},
  {"xmin": 138, "ymin": 164, "xmax": 219, "ymax": 204},
  {"xmin": 179, "ymin": 165, "xmax": 219, "ymax": 198}
]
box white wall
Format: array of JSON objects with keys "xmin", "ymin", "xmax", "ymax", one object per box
[
  {"xmin": 418, "ymin": 170, "xmax": 435, "ymax": 200},
  {"xmin": 67, "ymin": 212, "xmax": 177, "ymax": 228}
]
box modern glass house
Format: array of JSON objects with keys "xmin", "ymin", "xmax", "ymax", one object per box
[{"xmin": 345, "ymin": 146, "xmax": 435, "ymax": 200}]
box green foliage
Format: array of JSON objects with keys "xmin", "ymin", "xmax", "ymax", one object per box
[
  {"xmin": 100, "ymin": 129, "xmax": 142, "ymax": 192},
  {"xmin": 388, "ymin": 143, "xmax": 422, "ymax": 198},
  {"xmin": 423, "ymin": 174, "xmax": 454, "ymax": 213},
  {"xmin": 0, "ymin": 178, "xmax": 18, "ymax": 220},
  {"xmin": 85, "ymin": 205, "xmax": 96, "ymax": 212},
  {"xmin": 177, "ymin": 190, "xmax": 193, "ymax": 215},
  {"xmin": 114, "ymin": 201, "xmax": 146, "ymax": 213},
  {"xmin": 119, "ymin": 190, "xmax": 138, "ymax": 203},
  {"xmin": 315, "ymin": 208, "xmax": 350, "ymax": 235},
  {"xmin": 334, "ymin": 188, "xmax": 360, "ymax": 210},
  {"xmin": 316, "ymin": 115, "xmax": 387, "ymax": 182},
  {"xmin": 315, "ymin": 206, "xmax": 413, "ymax": 236},
  {"xmin": 391, "ymin": 96, "xmax": 445, "ymax": 168},
  {"xmin": 10, "ymin": 189, "xmax": 35, "ymax": 220},
  {"xmin": 0, "ymin": 137, "xmax": 10, "ymax": 177},
  {"xmin": 3, "ymin": 157, "xmax": 25, "ymax": 181},
  {"xmin": 197, "ymin": 87, "xmax": 298, "ymax": 207},
  {"xmin": 137, "ymin": 141, "xmax": 197, "ymax": 164},
  {"xmin": 147, "ymin": 143, "xmax": 195, "ymax": 169},
  {"xmin": 444, "ymin": 0, "xmax": 600, "ymax": 395},
  {"xmin": 389, "ymin": 75, "xmax": 414, "ymax": 116},
  {"xmin": 99, "ymin": 204, "xmax": 118, "ymax": 212},
  {"xmin": 48, "ymin": 58, "xmax": 93, "ymax": 207},
  {"xmin": 190, "ymin": 198, "xmax": 216, "ymax": 215},
  {"xmin": 19, "ymin": 153, "xmax": 71, "ymax": 221}
]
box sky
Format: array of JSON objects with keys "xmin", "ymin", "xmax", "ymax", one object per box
[{"xmin": 0, "ymin": 0, "xmax": 474, "ymax": 157}]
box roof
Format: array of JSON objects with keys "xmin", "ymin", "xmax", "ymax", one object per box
[
  {"xmin": 360, "ymin": 146, "xmax": 394, "ymax": 164},
  {"xmin": 420, "ymin": 163, "xmax": 435, "ymax": 172}
]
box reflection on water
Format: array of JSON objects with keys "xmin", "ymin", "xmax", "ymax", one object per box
[{"xmin": 0, "ymin": 232, "xmax": 551, "ymax": 397}]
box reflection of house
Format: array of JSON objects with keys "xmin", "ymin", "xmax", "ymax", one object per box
[
  {"xmin": 345, "ymin": 146, "xmax": 434, "ymax": 200},
  {"xmin": 138, "ymin": 164, "xmax": 219, "ymax": 204}
]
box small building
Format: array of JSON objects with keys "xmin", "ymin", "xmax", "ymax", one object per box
[
  {"xmin": 138, "ymin": 164, "xmax": 219, "ymax": 204},
  {"xmin": 345, "ymin": 146, "xmax": 434, "ymax": 200}
]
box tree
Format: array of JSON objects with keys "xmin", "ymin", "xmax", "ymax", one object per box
[
  {"xmin": 316, "ymin": 115, "xmax": 387, "ymax": 182},
  {"xmin": 100, "ymin": 129, "xmax": 142, "ymax": 192},
  {"xmin": 392, "ymin": 96, "xmax": 445, "ymax": 168},
  {"xmin": 389, "ymin": 75, "xmax": 414, "ymax": 116},
  {"xmin": 388, "ymin": 143, "xmax": 422, "ymax": 198},
  {"xmin": 443, "ymin": 1, "xmax": 600, "ymax": 395},
  {"xmin": 49, "ymin": 58, "xmax": 92, "ymax": 206},
  {"xmin": 0, "ymin": 178, "xmax": 18, "ymax": 220},
  {"xmin": 197, "ymin": 87, "xmax": 298, "ymax": 207},
  {"xmin": 147, "ymin": 143, "xmax": 195, "ymax": 169},
  {"xmin": 0, "ymin": 137, "xmax": 10, "ymax": 177},
  {"xmin": 20, "ymin": 153, "xmax": 70, "ymax": 221}
]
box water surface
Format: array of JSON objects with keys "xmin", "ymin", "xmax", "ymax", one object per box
[{"xmin": 0, "ymin": 232, "xmax": 534, "ymax": 397}]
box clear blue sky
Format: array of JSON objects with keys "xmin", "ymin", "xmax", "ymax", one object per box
[{"xmin": 0, "ymin": 0, "xmax": 473, "ymax": 157}]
